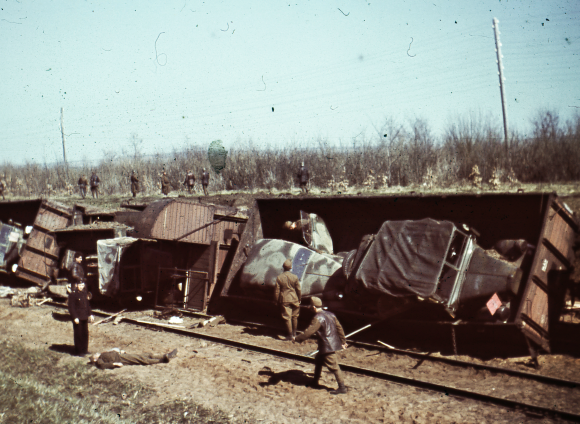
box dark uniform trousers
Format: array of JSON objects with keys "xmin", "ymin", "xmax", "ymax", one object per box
[
  {"xmin": 73, "ymin": 320, "xmax": 89, "ymax": 355},
  {"xmin": 314, "ymin": 352, "xmax": 344, "ymax": 386}
]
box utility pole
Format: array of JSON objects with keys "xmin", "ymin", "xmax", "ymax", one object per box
[
  {"xmin": 492, "ymin": 18, "xmax": 509, "ymax": 156},
  {"xmin": 60, "ymin": 107, "xmax": 69, "ymax": 178}
]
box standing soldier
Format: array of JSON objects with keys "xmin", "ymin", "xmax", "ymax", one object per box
[
  {"xmin": 130, "ymin": 170, "xmax": 139, "ymax": 198},
  {"xmin": 294, "ymin": 297, "xmax": 348, "ymax": 394},
  {"xmin": 67, "ymin": 257, "xmax": 94, "ymax": 356},
  {"xmin": 0, "ymin": 179, "xmax": 6, "ymax": 200},
  {"xmin": 201, "ymin": 168, "xmax": 210, "ymax": 196},
  {"xmin": 298, "ymin": 161, "xmax": 309, "ymax": 194},
  {"xmin": 78, "ymin": 175, "xmax": 88, "ymax": 199},
  {"xmin": 89, "ymin": 171, "xmax": 101, "ymax": 199},
  {"xmin": 161, "ymin": 171, "xmax": 171, "ymax": 196},
  {"xmin": 274, "ymin": 258, "xmax": 301, "ymax": 341},
  {"xmin": 183, "ymin": 169, "xmax": 195, "ymax": 194}
]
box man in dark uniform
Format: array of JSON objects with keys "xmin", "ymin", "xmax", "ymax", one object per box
[
  {"xmin": 161, "ymin": 171, "xmax": 171, "ymax": 196},
  {"xmin": 183, "ymin": 169, "xmax": 195, "ymax": 194},
  {"xmin": 0, "ymin": 179, "xmax": 6, "ymax": 200},
  {"xmin": 201, "ymin": 168, "xmax": 210, "ymax": 196},
  {"xmin": 90, "ymin": 171, "xmax": 101, "ymax": 199},
  {"xmin": 67, "ymin": 276, "xmax": 94, "ymax": 356},
  {"xmin": 294, "ymin": 297, "xmax": 348, "ymax": 394},
  {"xmin": 298, "ymin": 161, "xmax": 309, "ymax": 194},
  {"xmin": 274, "ymin": 258, "xmax": 301, "ymax": 341},
  {"xmin": 90, "ymin": 348, "xmax": 178, "ymax": 369},
  {"xmin": 78, "ymin": 175, "xmax": 88, "ymax": 199},
  {"xmin": 69, "ymin": 253, "xmax": 85, "ymax": 290},
  {"xmin": 130, "ymin": 170, "xmax": 139, "ymax": 198}
]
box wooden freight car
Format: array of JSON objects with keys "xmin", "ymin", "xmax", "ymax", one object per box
[
  {"xmin": 221, "ymin": 193, "xmax": 578, "ymax": 354},
  {"xmin": 0, "ymin": 199, "xmax": 72, "ymax": 287}
]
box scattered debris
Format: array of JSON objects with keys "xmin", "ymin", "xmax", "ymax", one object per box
[
  {"xmin": 168, "ymin": 316, "xmax": 184, "ymax": 324},
  {"xmin": 93, "ymin": 309, "xmax": 127, "ymax": 326},
  {"xmin": 113, "ymin": 316, "xmax": 124, "ymax": 325},
  {"xmin": 154, "ymin": 307, "xmax": 183, "ymax": 320},
  {"xmin": 196, "ymin": 316, "xmax": 225, "ymax": 328}
]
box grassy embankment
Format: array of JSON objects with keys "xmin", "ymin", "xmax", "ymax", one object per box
[{"xmin": 0, "ymin": 340, "xmax": 231, "ymax": 424}]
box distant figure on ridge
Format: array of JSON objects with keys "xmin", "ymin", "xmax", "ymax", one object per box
[
  {"xmin": 298, "ymin": 161, "xmax": 309, "ymax": 194},
  {"xmin": 90, "ymin": 171, "xmax": 101, "ymax": 199},
  {"xmin": 161, "ymin": 171, "xmax": 171, "ymax": 196},
  {"xmin": 130, "ymin": 170, "xmax": 139, "ymax": 198},
  {"xmin": 201, "ymin": 168, "xmax": 210, "ymax": 196},
  {"xmin": 78, "ymin": 175, "xmax": 88, "ymax": 199},
  {"xmin": 184, "ymin": 169, "xmax": 196, "ymax": 194}
]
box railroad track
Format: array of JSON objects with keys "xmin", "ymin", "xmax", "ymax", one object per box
[{"xmin": 49, "ymin": 302, "xmax": 580, "ymax": 422}]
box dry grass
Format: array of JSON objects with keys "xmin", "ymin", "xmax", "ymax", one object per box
[
  {"xmin": 1, "ymin": 111, "xmax": 578, "ymax": 199},
  {"xmin": 0, "ymin": 340, "xmax": 233, "ymax": 424}
]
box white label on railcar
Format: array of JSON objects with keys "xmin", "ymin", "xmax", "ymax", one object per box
[{"xmin": 541, "ymin": 259, "xmax": 548, "ymax": 272}]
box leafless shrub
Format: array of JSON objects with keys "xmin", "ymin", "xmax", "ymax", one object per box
[{"xmin": 1, "ymin": 113, "xmax": 579, "ymax": 198}]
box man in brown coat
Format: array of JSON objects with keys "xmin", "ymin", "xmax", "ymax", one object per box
[
  {"xmin": 183, "ymin": 169, "xmax": 195, "ymax": 194},
  {"xmin": 161, "ymin": 171, "xmax": 171, "ymax": 196},
  {"xmin": 274, "ymin": 258, "xmax": 301, "ymax": 341},
  {"xmin": 130, "ymin": 170, "xmax": 139, "ymax": 197},
  {"xmin": 294, "ymin": 297, "xmax": 348, "ymax": 394},
  {"xmin": 78, "ymin": 175, "xmax": 88, "ymax": 199}
]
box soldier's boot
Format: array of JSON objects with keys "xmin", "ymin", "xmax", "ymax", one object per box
[
  {"xmin": 307, "ymin": 367, "xmax": 323, "ymax": 389},
  {"xmin": 330, "ymin": 383, "xmax": 348, "ymax": 395},
  {"xmin": 291, "ymin": 318, "xmax": 298, "ymax": 339}
]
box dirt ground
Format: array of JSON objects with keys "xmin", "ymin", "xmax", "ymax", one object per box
[{"xmin": 0, "ymin": 299, "xmax": 575, "ymax": 424}]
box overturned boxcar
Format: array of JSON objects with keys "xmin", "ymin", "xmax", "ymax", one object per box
[
  {"xmin": 222, "ymin": 193, "xmax": 578, "ymax": 352},
  {"xmin": 51, "ymin": 198, "xmax": 247, "ymax": 311},
  {"xmin": 0, "ymin": 199, "xmax": 72, "ymax": 287}
]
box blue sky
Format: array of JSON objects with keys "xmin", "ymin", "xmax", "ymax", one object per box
[{"xmin": 1, "ymin": 0, "xmax": 578, "ymax": 165}]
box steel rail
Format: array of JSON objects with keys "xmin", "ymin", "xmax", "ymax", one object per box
[
  {"xmin": 198, "ymin": 312, "xmax": 580, "ymax": 390},
  {"xmin": 48, "ymin": 302, "xmax": 580, "ymax": 422}
]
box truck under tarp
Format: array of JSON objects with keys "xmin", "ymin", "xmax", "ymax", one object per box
[{"xmin": 355, "ymin": 218, "xmax": 454, "ymax": 298}]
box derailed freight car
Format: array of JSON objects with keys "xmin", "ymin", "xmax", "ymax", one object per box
[
  {"xmin": 0, "ymin": 199, "xmax": 72, "ymax": 287},
  {"xmin": 222, "ymin": 193, "xmax": 578, "ymax": 353},
  {"xmin": 57, "ymin": 199, "xmax": 248, "ymax": 311}
]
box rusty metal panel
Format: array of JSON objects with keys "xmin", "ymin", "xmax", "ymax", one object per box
[{"xmin": 25, "ymin": 229, "xmax": 59, "ymax": 258}]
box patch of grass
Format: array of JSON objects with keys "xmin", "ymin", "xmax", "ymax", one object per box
[{"xmin": 0, "ymin": 340, "xmax": 233, "ymax": 424}]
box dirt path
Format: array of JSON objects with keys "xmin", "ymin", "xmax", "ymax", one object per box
[{"xmin": 1, "ymin": 299, "xmax": 568, "ymax": 424}]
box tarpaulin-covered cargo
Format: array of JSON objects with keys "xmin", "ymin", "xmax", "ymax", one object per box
[
  {"xmin": 355, "ymin": 218, "xmax": 455, "ymax": 298},
  {"xmin": 97, "ymin": 237, "xmax": 139, "ymax": 296}
]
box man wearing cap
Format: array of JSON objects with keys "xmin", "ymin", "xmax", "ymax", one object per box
[
  {"xmin": 294, "ymin": 297, "xmax": 348, "ymax": 394},
  {"xmin": 274, "ymin": 258, "xmax": 301, "ymax": 341},
  {"xmin": 68, "ymin": 277, "xmax": 94, "ymax": 356},
  {"xmin": 130, "ymin": 170, "xmax": 139, "ymax": 198},
  {"xmin": 90, "ymin": 348, "xmax": 178, "ymax": 369},
  {"xmin": 298, "ymin": 161, "xmax": 309, "ymax": 194}
]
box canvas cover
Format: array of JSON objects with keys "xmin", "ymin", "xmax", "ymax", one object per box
[
  {"xmin": 97, "ymin": 237, "xmax": 138, "ymax": 296},
  {"xmin": 0, "ymin": 222, "xmax": 24, "ymax": 268},
  {"xmin": 355, "ymin": 219, "xmax": 455, "ymax": 297}
]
